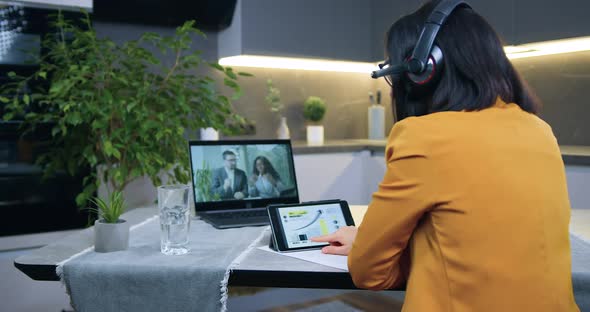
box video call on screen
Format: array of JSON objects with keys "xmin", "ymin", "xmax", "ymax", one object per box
[{"xmin": 190, "ymin": 144, "xmax": 297, "ymax": 203}]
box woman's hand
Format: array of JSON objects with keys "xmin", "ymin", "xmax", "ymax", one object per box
[
  {"xmin": 311, "ymin": 226, "xmax": 358, "ymax": 255},
  {"xmin": 264, "ymin": 173, "xmax": 277, "ymax": 186},
  {"xmin": 248, "ymin": 174, "xmax": 258, "ymax": 186}
]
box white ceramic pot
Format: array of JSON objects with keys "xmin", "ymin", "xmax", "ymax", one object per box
[
  {"xmin": 94, "ymin": 219, "xmax": 130, "ymax": 253},
  {"xmin": 306, "ymin": 125, "xmax": 324, "ymax": 146},
  {"xmin": 199, "ymin": 127, "xmax": 219, "ymax": 141}
]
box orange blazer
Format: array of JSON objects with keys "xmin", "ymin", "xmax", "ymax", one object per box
[{"xmin": 348, "ymin": 99, "xmax": 579, "ymax": 311}]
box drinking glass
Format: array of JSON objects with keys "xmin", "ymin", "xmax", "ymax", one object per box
[{"xmin": 158, "ymin": 184, "xmax": 190, "ymax": 255}]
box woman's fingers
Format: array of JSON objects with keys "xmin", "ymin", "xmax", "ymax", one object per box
[
  {"xmin": 321, "ymin": 245, "xmax": 349, "ymax": 255},
  {"xmin": 311, "ymin": 227, "xmax": 357, "ymax": 256},
  {"xmin": 311, "ymin": 232, "xmax": 339, "ymax": 243}
]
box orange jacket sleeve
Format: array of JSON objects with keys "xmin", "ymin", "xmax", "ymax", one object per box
[{"xmin": 348, "ymin": 119, "xmax": 436, "ymax": 290}]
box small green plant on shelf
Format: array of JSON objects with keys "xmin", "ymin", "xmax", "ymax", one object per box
[
  {"xmin": 265, "ymin": 79, "xmax": 283, "ymax": 118},
  {"xmin": 303, "ymin": 96, "xmax": 327, "ymax": 124}
]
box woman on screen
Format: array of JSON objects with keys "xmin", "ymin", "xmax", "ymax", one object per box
[{"xmin": 248, "ymin": 156, "xmax": 284, "ymax": 198}]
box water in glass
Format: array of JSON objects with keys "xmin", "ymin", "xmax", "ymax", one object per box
[{"xmin": 158, "ymin": 185, "xmax": 190, "ymax": 255}]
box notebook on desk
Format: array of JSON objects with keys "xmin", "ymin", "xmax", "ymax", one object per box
[{"xmin": 188, "ymin": 139, "xmax": 300, "ymax": 229}]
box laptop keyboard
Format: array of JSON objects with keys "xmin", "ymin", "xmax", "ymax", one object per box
[{"xmin": 213, "ymin": 210, "xmax": 268, "ymax": 219}]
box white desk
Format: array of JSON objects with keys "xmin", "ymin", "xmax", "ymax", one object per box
[{"xmin": 13, "ymin": 206, "xmax": 590, "ymax": 289}]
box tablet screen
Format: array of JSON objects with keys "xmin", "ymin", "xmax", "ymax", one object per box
[{"xmin": 277, "ymin": 202, "xmax": 347, "ymax": 249}]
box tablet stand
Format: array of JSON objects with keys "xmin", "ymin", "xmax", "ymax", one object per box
[{"xmin": 268, "ymin": 233, "xmax": 278, "ymax": 251}]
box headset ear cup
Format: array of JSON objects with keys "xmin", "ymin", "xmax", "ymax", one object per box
[{"xmin": 407, "ymin": 45, "xmax": 444, "ymax": 87}]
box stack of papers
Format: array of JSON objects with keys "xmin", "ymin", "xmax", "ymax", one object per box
[{"xmin": 258, "ymin": 246, "xmax": 348, "ymax": 271}]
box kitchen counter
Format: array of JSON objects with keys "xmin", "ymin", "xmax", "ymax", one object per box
[
  {"xmin": 291, "ymin": 139, "xmax": 387, "ymax": 155},
  {"xmin": 292, "ymin": 140, "xmax": 590, "ymax": 166},
  {"xmin": 560, "ymin": 145, "xmax": 590, "ymax": 166}
]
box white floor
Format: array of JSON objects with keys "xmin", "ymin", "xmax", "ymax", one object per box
[{"xmin": 0, "ymin": 249, "xmax": 73, "ymax": 312}]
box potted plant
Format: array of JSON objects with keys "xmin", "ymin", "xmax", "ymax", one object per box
[
  {"xmin": 0, "ymin": 12, "xmax": 251, "ymax": 210},
  {"xmin": 303, "ymin": 96, "xmax": 327, "ymax": 145},
  {"xmin": 265, "ymin": 79, "xmax": 289, "ymax": 139},
  {"xmin": 87, "ymin": 191, "xmax": 128, "ymax": 252}
]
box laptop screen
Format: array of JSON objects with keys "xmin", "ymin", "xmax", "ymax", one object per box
[{"xmin": 188, "ymin": 139, "xmax": 299, "ymax": 211}]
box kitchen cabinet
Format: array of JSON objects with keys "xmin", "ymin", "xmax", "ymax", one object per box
[
  {"xmin": 219, "ymin": 0, "xmax": 374, "ymax": 62},
  {"xmin": 467, "ymin": 0, "xmax": 517, "ymax": 44},
  {"xmin": 372, "ymin": 0, "xmax": 519, "ymax": 49},
  {"xmin": 219, "ymin": 0, "xmax": 590, "ymax": 63},
  {"xmin": 513, "ymin": 0, "xmax": 590, "ymax": 44},
  {"xmin": 374, "ymin": 0, "xmax": 590, "ymax": 49},
  {"xmin": 370, "ymin": 0, "xmax": 419, "ymax": 61}
]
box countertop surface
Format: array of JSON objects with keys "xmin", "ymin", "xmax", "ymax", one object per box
[
  {"xmin": 292, "ymin": 140, "xmax": 590, "ymax": 165},
  {"xmin": 291, "ymin": 139, "xmax": 387, "ymax": 155}
]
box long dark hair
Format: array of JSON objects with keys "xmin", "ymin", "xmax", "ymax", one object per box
[
  {"xmin": 252, "ymin": 156, "xmax": 281, "ymax": 181},
  {"xmin": 386, "ymin": 0, "xmax": 540, "ymax": 115}
]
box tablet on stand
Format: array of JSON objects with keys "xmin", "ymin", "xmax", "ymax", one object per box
[{"xmin": 266, "ymin": 199, "xmax": 355, "ymax": 252}]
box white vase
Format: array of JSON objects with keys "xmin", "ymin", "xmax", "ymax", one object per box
[
  {"xmin": 94, "ymin": 219, "xmax": 129, "ymax": 253},
  {"xmin": 276, "ymin": 117, "xmax": 290, "ymax": 139},
  {"xmin": 306, "ymin": 125, "xmax": 324, "ymax": 146},
  {"xmin": 199, "ymin": 127, "xmax": 219, "ymax": 140}
]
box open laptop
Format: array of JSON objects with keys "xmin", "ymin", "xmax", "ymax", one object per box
[{"xmin": 188, "ymin": 139, "xmax": 300, "ymax": 229}]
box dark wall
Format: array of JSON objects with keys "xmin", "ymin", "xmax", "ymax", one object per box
[
  {"xmin": 94, "ymin": 21, "xmax": 396, "ymax": 142},
  {"xmin": 370, "ymin": 0, "xmax": 419, "ymax": 61},
  {"xmin": 369, "ymin": 0, "xmax": 590, "ymax": 146},
  {"xmin": 95, "ymin": 21, "xmax": 219, "ymax": 61},
  {"xmin": 370, "ymin": 0, "xmax": 590, "ymax": 58},
  {"xmin": 240, "ymin": 0, "xmax": 373, "ymax": 62},
  {"xmin": 226, "ymin": 68, "xmax": 393, "ymax": 141},
  {"xmin": 94, "ymin": 0, "xmax": 590, "ymax": 146},
  {"xmin": 514, "ymin": 51, "xmax": 590, "ymax": 146}
]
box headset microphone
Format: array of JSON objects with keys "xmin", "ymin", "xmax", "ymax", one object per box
[
  {"xmin": 371, "ymin": 0, "xmax": 470, "ymax": 120},
  {"xmin": 370, "ymin": 63, "xmax": 409, "ymax": 79}
]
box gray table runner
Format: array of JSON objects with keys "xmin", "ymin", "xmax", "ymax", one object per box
[{"xmin": 57, "ymin": 216, "xmax": 267, "ymax": 312}]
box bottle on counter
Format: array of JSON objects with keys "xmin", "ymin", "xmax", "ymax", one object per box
[{"xmin": 368, "ymin": 90, "xmax": 385, "ymax": 140}]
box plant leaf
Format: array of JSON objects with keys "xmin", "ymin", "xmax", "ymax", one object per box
[{"xmin": 208, "ymin": 62, "xmax": 224, "ymax": 71}]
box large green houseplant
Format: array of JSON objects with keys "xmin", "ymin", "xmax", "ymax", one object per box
[{"xmin": 0, "ymin": 12, "xmax": 251, "ymax": 207}]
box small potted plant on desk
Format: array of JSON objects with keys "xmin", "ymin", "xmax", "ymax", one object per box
[
  {"xmin": 88, "ymin": 191, "xmax": 128, "ymax": 253},
  {"xmin": 303, "ymin": 96, "xmax": 327, "ymax": 145}
]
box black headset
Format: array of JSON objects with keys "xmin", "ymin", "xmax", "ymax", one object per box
[{"xmin": 371, "ymin": 0, "xmax": 470, "ymax": 92}]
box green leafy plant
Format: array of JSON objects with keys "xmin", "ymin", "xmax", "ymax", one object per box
[
  {"xmin": 87, "ymin": 191, "xmax": 126, "ymax": 223},
  {"xmin": 265, "ymin": 79, "xmax": 283, "ymax": 117},
  {"xmin": 0, "ymin": 12, "xmax": 252, "ymax": 207},
  {"xmin": 303, "ymin": 96, "xmax": 327, "ymax": 123}
]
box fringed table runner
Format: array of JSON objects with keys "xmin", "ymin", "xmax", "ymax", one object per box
[{"xmin": 57, "ymin": 216, "xmax": 267, "ymax": 312}]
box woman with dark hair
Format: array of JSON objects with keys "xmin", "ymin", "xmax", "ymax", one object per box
[
  {"xmin": 248, "ymin": 155, "xmax": 284, "ymax": 198},
  {"xmin": 312, "ymin": 1, "xmax": 579, "ymax": 311}
]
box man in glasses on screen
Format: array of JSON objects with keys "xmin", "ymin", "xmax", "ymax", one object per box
[{"xmin": 211, "ymin": 150, "xmax": 248, "ymax": 200}]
